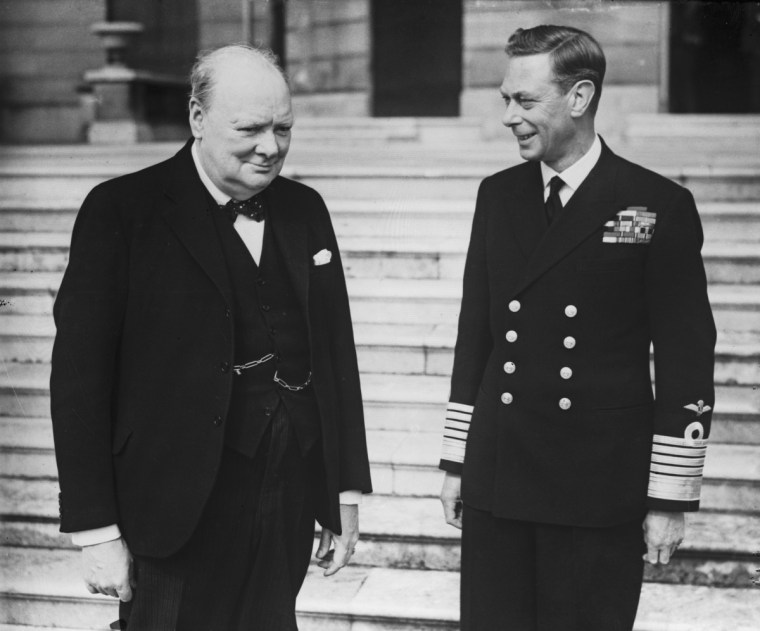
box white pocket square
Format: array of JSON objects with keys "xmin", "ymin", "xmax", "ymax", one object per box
[{"xmin": 313, "ymin": 249, "xmax": 332, "ymax": 266}]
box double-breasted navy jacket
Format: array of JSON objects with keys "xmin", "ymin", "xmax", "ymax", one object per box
[{"xmin": 440, "ymin": 142, "xmax": 716, "ymax": 527}]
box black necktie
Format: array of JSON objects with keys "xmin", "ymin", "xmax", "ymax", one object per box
[
  {"xmin": 221, "ymin": 194, "xmax": 266, "ymax": 223},
  {"xmin": 545, "ymin": 176, "xmax": 565, "ymax": 225}
]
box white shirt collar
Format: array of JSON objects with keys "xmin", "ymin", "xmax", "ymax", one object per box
[
  {"xmin": 540, "ymin": 134, "xmax": 602, "ymax": 195},
  {"xmin": 191, "ymin": 140, "xmax": 231, "ymax": 205}
]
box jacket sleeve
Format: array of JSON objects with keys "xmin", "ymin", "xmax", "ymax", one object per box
[
  {"xmin": 440, "ymin": 179, "xmax": 493, "ymax": 474},
  {"xmin": 645, "ymin": 186, "xmax": 716, "ymax": 512},
  {"xmin": 50, "ymin": 184, "xmax": 129, "ymax": 532},
  {"xmin": 315, "ymin": 195, "xmax": 372, "ymax": 494}
]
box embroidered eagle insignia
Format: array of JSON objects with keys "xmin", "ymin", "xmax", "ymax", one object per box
[{"xmin": 684, "ymin": 400, "xmax": 711, "ymax": 416}]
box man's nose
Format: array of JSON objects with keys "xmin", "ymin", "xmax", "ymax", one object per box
[
  {"xmin": 502, "ymin": 102, "xmax": 521, "ymax": 128},
  {"xmin": 255, "ymin": 130, "xmax": 279, "ymax": 157}
]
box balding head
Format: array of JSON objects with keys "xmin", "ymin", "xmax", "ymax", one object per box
[{"xmin": 190, "ymin": 45, "xmax": 289, "ymax": 112}]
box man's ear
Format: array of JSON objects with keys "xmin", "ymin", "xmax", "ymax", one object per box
[
  {"xmin": 569, "ymin": 80, "xmax": 596, "ymax": 118},
  {"xmin": 188, "ymin": 98, "xmax": 205, "ymax": 139}
]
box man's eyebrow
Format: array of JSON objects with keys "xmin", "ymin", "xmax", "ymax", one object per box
[
  {"xmin": 230, "ymin": 116, "xmax": 268, "ymax": 126},
  {"xmin": 500, "ymin": 89, "xmax": 531, "ymax": 100}
]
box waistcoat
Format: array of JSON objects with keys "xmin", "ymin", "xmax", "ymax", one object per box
[{"xmin": 212, "ymin": 206, "xmax": 321, "ymax": 457}]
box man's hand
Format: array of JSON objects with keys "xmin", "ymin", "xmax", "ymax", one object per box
[
  {"xmin": 642, "ymin": 510, "xmax": 685, "ymax": 565},
  {"xmin": 315, "ymin": 504, "xmax": 359, "ymax": 577},
  {"xmin": 440, "ymin": 472, "xmax": 463, "ymax": 529},
  {"xmin": 81, "ymin": 537, "xmax": 134, "ymax": 601}
]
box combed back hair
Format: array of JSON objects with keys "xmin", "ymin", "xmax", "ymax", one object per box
[
  {"xmin": 190, "ymin": 44, "xmax": 288, "ymax": 110},
  {"xmin": 506, "ymin": 25, "xmax": 606, "ymax": 115}
]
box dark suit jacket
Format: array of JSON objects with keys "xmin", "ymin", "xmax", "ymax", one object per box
[
  {"xmin": 440, "ymin": 142, "xmax": 716, "ymax": 527},
  {"xmin": 50, "ymin": 140, "xmax": 372, "ymax": 557}
]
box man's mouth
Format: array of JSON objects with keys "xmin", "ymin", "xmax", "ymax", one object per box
[{"xmin": 516, "ymin": 133, "xmax": 536, "ymax": 142}]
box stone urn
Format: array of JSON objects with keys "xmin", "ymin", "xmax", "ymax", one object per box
[{"xmin": 90, "ymin": 21, "xmax": 144, "ymax": 67}]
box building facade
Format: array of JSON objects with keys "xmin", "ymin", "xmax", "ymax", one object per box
[{"xmin": 0, "ymin": 0, "xmax": 758, "ymax": 143}]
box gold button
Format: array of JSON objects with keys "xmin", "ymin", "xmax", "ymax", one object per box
[
  {"xmin": 506, "ymin": 330, "xmax": 518, "ymax": 343},
  {"xmin": 504, "ymin": 362, "xmax": 516, "ymax": 374},
  {"xmin": 560, "ymin": 367, "xmax": 573, "ymax": 379},
  {"xmin": 509, "ymin": 300, "xmax": 521, "ymax": 313},
  {"xmin": 563, "ymin": 336, "xmax": 576, "ymax": 349},
  {"xmin": 559, "ymin": 397, "xmax": 572, "ymax": 410},
  {"xmin": 501, "ymin": 392, "xmax": 514, "ymax": 405},
  {"xmin": 565, "ymin": 305, "xmax": 578, "ymax": 318}
]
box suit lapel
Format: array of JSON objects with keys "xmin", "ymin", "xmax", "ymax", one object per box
[
  {"xmin": 510, "ymin": 143, "xmax": 620, "ymax": 297},
  {"xmin": 267, "ymin": 178, "xmax": 310, "ymax": 318},
  {"xmin": 161, "ymin": 140, "xmax": 232, "ymax": 300}
]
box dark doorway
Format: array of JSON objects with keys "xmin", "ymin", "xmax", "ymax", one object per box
[
  {"xmin": 669, "ymin": 1, "xmax": 760, "ymax": 113},
  {"xmin": 110, "ymin": 0, "xmax": 199, "ymax": 77},
  {"xmin": 371, "ymin": 0, "xmax": 463, "ymax": 116}
]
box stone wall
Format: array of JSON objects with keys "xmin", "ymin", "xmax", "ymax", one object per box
[
  {"xmin": 0, "ymin": 0, "xmax": 104, "ymax": 143},
  {"xmin": 0, "ymin": 0, "xmax": 672, "ymax": 143},
  {"xmin": 286, "ymin": 0, "xmax": 371, "ymax": 117},
  {"xmin": 462, "ymin": 0, "xmax": 668, "ymax": 137}
]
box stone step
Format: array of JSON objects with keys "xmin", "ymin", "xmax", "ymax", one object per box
[
  {"xmin": 1, "ymin": 419, "xmax": 758, "ymax": 511},
  {"xmin": 3, "ymin": 198, "xmax": 759, "ymax": 245},
  {"xmin": 2, "ymin": 124, "xmax": 759, "ymax": 159},
  {"xmin": 349, "ymin": 324, "xmax": 760, "ymax": 385},
  {"xmin": 286, "ymin": 117, "xmax": 488, "ymax": 145},
  {"xmin": 0, "ymin": 272, "xmax": 60, "ymax": 315},
  {"xmin": 2, "ymin": 485, "xmax": 757, "ymax": 588},
  {"xmin": 365, "ymin": 432, "xmax": 760, "ymax": 511},
  {"xmin": 1, "ymin": 233, "xmax": 759, "ymax": 284},
  {"xmin": 2, "ymin": 315, "xmax": 757, "ymax": 387},
  {"xmin": 350, "ymin": 279, "xmax": 760, "ymax": 332},
  {"xmin": 350, "ymin": 499, "xmax": 760, "ymax": 587},
  {"xmin": 340, "ymin": 238, "xmax": 760, "ymax": 283},
  {"xmin": 0, "ymin": 625, "xmax": 105, "ymax": 631},
  {"xmin": 3, "ymin": 274, "xmax": 758, "ymax": 337},
  {"xmin": 2, "ymin": 161, "xmax": 760, "ymax": 205},
  {"xmin": 0, "ymin": 548, "xmax": 758, "ymax": 630},
  {"xmin": 1, "ymin": 366, "xmax": 758, "ymax": 445},
  {"xmin": 360, "ymin": 372, "xmax": 760, "ymax": 443},
  {"xmin": 624, "ymin": 114, "xmax": 760, "ymax": 141}
]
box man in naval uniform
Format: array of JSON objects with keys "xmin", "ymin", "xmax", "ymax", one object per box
[
  {"xmin": 50, "ymin": 45, "xmax": 371, "ymax": 630},
  {"xmin": 439, "ymin": 25, "xmax": 716, "ymax": 630}
]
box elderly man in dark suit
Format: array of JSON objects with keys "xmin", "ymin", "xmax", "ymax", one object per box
[
  {"xmin": 50, "ymin": 45, "xmax": 371, "ymax": 630},
  {"xmin": 439, "ymin": 25, "xmax": 715, "ymax": 630}
]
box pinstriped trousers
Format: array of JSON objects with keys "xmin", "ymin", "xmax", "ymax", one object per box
[{"xmin": 118, "ymin": 404, "xmax": 320, "ymax": 630}]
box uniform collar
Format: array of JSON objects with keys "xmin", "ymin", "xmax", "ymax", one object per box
[{"xmin": 540, "ymin": 134, "xmax": 602, "ymax": 194}]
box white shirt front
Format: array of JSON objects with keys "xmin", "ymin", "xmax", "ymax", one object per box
[
  {"xmin": 540, "ymin": 134, "xmax": 602, "ymax": 207},
  {"xmin": 191, "ymin": 142, "xmax": 266, "ymax": 265}
]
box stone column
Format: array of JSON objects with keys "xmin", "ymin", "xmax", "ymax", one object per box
[{"xmin": 84, "ymin": 21, "xmax": 152, "ymax": 143}]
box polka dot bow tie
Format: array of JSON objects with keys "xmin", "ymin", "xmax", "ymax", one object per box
[{"xmin": 221, "ymin": 194, "xmax": 267, "ymax": 223}]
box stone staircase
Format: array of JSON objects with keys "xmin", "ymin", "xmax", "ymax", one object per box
[{"xmin": 0, "ymin": 119, "xmax": 759, "ymax": 630}]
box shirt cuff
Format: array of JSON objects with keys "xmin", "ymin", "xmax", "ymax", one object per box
[
  {"xmin": 71, "ymin": 524, "xmax": 122, "ymax": 547},
  {"xmin": 339, "ymin": 490, "xmax": 362, "ymax": 505}
]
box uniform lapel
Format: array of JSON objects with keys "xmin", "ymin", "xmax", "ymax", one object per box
[
  {"xmin": 510, "ymin": 143, "xmax": 620, "ymax": 298},
  {"xmin": 266, "ymin": 178, "xmax": 310, "ymax": 318},
  {"xmin": 161, "ymin": 140, "xmax": 232, "ymax": 300},
  {"xmin": 503, "ymin": 161, "xmax": 547, "ymax": 261}
]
